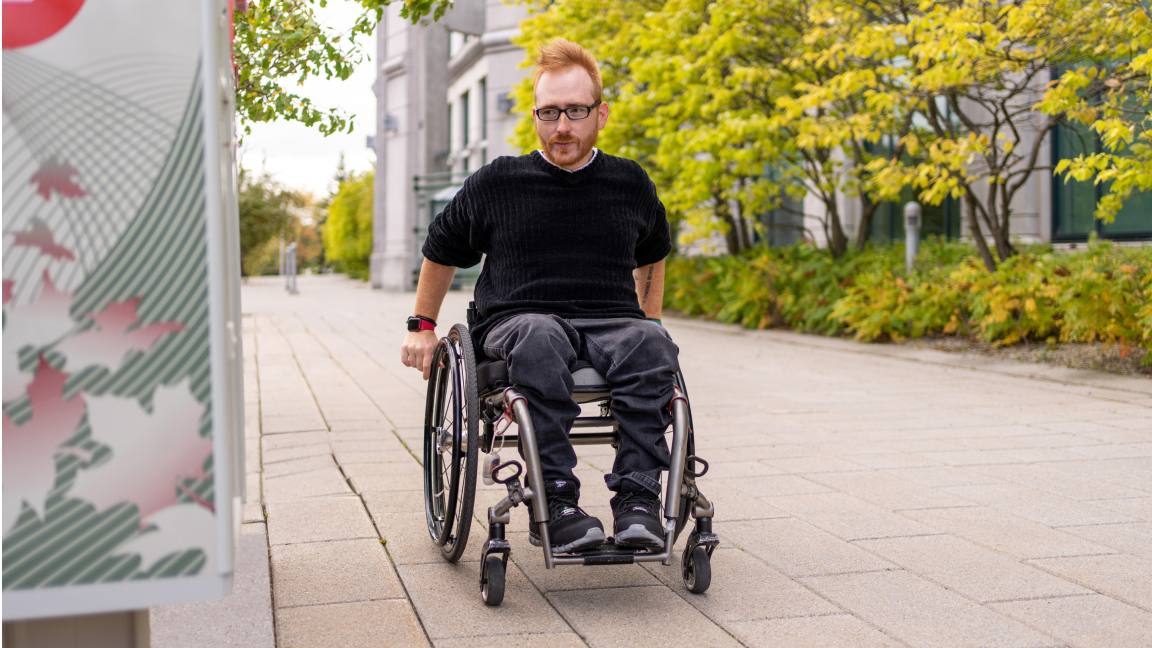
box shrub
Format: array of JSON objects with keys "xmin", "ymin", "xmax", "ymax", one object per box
[{"xmin": 666, "ymin": 240, "xmax": 1152, "ymax": 362}]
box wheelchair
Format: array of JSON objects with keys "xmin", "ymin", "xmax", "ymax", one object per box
[{"xmin": 421, "ymin": 309, "xmax": 718, "ymax": 606}]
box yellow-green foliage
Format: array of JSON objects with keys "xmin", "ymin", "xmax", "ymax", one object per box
[
  {"xmin": 668, "ymin": 241, "xmax": 1152, "ymax": 362},
  {"xmin": 322, "ymin": 171, "xmax": 373, "ymax": 280}
]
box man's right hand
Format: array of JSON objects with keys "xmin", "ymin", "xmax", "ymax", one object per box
[{"xmin": 401, "ymin": 330, "xmax": 439, "ymax": 380}]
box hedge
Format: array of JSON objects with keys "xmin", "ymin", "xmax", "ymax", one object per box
[{"xmin": 666, "ymin": 239, "xmax": 1152, "ymax": 364}]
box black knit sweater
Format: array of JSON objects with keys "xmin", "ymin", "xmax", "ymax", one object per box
[{"xmin": 422, "ymin": 150, "xmax": 671, "ymax": 344}]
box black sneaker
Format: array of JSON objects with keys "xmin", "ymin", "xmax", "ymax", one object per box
[
  {"xmin": 528, "ymin": 481, "xmax": 606, "ymax": 553},
  {"xmin": 611, "ymin": 491, "xmax": 664, "ymax": 548}
]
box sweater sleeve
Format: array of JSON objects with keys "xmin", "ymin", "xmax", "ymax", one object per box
[
  {"xmin": 421, "ymin": 170, "xmax": 486, "ymax": 268},
  {"xmin": 633, "ymin": 166, "xmax": 672, "ymax": 267}
]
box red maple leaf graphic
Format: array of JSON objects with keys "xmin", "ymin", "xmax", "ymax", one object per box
[
  {"xmin": 55, "ymin": 297, "xmax": 184, "ymax": 374},
  {"xmin": 3, "ymin": 357, "xmax": 86, "ymax": 534},
  {"xmin": 7, "ymin": 218, "xmax": 76, "ymax": 261},
  {"xmin": 30, "ymin": 158, "xmax": 86, "ymax": 201}
]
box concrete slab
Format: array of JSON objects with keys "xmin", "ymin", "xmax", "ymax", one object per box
[
  {"xmin": 150, "ymin": 523, "xmax": 275, "ymax": 648},
  {"xmin": 548, "ymin": 586, "xmax": 743, "ymax": 648},
  {"xmin": 643, "ymin": 546, "xmax": 840, "ymax": 622},
  {"xmin": 265, "ymin": 496, "xmax": 377, "ymax": 545},
  {"xmin": 723, "ymin": 518, "xmax": 894, "ymax": 576},
  {"xmin": 900, "ymin": 506, "xmax": 1118, "ymax": 559},
  {"xmin": 726, "ymin": 614, "xmax": 902, "ymax": 648},
  {"xmin": 276, "ymin": 599, "xmax": 429, "ymax": 648},
  {"xmin": 991, "ymin": 595, "xmax": 1152, "ymax": 648},
  {"xmin": 271, "ymin": 538, "xmax": 405, "ymax": 608},
  {"xmin": 398, "ymin": 561, "xmax": 569, "ymax": 639},
  {"xmin": 1028, "ymin": 554, "xmax": 1152, "ymax": 611},
  {"xmin": 801, "ymin": 570, "xmax": 1060, "ymax": 647}
]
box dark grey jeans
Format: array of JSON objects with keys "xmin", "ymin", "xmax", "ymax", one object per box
[{"xmin": 481, "ymin": 314, "xmax": 679, "ymax": 496}]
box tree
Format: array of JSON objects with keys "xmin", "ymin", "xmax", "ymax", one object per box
[
  {"xmin": 322, "ymin": 171, "xmax": 374, "ymax": 279},
  {"xmin": 234, "ymin": 0, "xmax": 452, "ymax": 135},
  {"xmin": 1036, "ymin": 1, "xmax": 1152, "ymax": 223},
  {"xmin": 238, "ymin": 169, "xmax": 306, "ymax": 276}
]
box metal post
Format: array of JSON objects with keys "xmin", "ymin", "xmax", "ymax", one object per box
[
  {"xmin": 904, "ymin": 201, "xmax": 922, "ymax": 274},
  {"xmin": 284, "ymin": 242, "xmax": 298, "ymax": 294}
]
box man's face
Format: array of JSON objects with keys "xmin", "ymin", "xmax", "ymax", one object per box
[{"xmin": 534, "ymin": 66, "xmax": 609, "ymax": 170}]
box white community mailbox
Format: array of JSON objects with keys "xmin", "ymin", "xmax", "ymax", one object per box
[{"xmin": 2, "ymin": 0, "xmax": 244, "ymax": 644}]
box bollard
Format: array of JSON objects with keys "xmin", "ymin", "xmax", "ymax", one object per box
[
  {"xmin": 285, "ymin": 242, "xmax": 298, "ymax": 294},
  {"xmin": 904, "ymin": 201, "xmax": 921, "ymax": 274}
]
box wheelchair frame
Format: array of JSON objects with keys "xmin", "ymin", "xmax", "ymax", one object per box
[{"xmin": 423, "ymin": 322, "xmax": 719, "ymax": 606}]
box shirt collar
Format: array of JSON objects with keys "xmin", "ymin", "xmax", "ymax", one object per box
[{"xmin": 537, "ymin": 147, "xmax": 599, "ymax": 173}]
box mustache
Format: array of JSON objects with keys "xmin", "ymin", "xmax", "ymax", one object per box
[{"xmin": 549, "ymin": 136, "xmax": 578, "ymax": 145}]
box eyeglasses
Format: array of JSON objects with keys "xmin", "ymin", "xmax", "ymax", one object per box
[{"xmin": 534, "ymin": 102, "xmax": 601, "ymax": 122}]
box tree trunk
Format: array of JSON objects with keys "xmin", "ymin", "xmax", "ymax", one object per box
[
  {"xmin": 854, "ymin": 199, "xmax": 878, "ymax": 251},
  {"xmin": 966, "ymin": 199, "xmax": 997, "ymax": 271}
]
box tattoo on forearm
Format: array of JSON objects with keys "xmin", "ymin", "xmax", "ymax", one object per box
[{"xmin": 640, "ymin": 266, "xmax": 654, "ymax": 304}]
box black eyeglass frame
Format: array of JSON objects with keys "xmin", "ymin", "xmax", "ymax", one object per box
[{"xmin": 533, "ymin": 101, "xmax": 602, "ymax": 122}]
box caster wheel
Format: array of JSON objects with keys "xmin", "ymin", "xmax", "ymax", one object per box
[
  {"xmin": 682, "ymin": 545, "xmax": 711, "ymax": 594},
  {"xmin": 481, "ymin": 555, "xmax": 506, "ymax": 606}
]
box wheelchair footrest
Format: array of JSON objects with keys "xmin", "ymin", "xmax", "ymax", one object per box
[{"xmin": 553, "ymin": 539, "xmax": 661, "ymax": 565}]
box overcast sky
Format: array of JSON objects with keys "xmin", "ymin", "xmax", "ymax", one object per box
[{"xmin": 238, "ymin": 3, "xmax": 376, "ymax": 199}]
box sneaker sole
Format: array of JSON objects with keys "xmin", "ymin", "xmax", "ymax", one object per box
[
  {"xmin": 528, "ymin": 527, "xmax": 606, "ymax": 553},
  {"xmin": 614, "ymin": 524, "xmax": 664, "ymax": 548}
]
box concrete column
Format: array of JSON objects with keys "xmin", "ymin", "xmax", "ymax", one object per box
[{"xmin": 372, "ymin": 11, "xmax": 448, "ymax": 290}]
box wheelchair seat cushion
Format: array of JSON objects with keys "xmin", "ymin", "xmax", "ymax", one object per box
[{"xmin": 476, "ymin": 359, "xmax": 610, "ymax": 395}]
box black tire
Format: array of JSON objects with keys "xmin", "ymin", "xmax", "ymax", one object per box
[
  {"xmin": 682, "ymin": 545, "xmax": 711, "ymax": 594},
  {"xmin": 481, "ymin": 555, "xmax": 506, "ymax": 606},
  {"xmin": 422, "ymin": 325, "xmax": 479, "ymax": 562}
]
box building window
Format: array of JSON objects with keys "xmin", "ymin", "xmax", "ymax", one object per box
[
  {"xmin": 869, "ymin": 193, "xmax": 961, "ymax": 244},
  {"xmin": 1052, "ymin": 123, "xmax": 1152, "ymax": 241},
  {"xmin": 479, "ymin": 77, "xmax": 488, "ymax": 164}
]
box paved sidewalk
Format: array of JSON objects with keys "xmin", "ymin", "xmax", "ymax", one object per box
[{"xmin": 157, "ymin": 274, "xmax": 1152, "ymax": 647}]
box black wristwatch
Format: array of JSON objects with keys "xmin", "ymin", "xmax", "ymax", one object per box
[{"xmin": 406, "ymin": 315, "xmax": 437, "ymax": 332}]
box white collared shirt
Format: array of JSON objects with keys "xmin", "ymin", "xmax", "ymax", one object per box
[{"xmin": 537, "ymin": 147, "xmax": 599, "ymax": 173}]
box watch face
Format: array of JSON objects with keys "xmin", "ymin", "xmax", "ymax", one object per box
[{"xmin": 406, "ymin": 317, "xmax": 419, "ymax": 332}]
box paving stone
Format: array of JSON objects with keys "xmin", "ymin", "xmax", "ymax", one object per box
[
  {"xmin": 762, "ymin": 456, "xmax": 870, "ymax": 474},
  {"xmin": 881, "ymin": 465, "xmax": 1004, "ymax": 488},
  {"xmin": 724, "ymin": 518, "xmax": 894, "ymax": 577},
  {"xmin": 1045, "ymin": 458, "xmax": 1152, "ymax": 492},
  {"xmin": 262, "ymin": 467, "xmax": 352, "ymax": 501},
  {"xmin": 1089, "ymin": 498, "xmax": 1152, "ymax": 521},
  {"xmin": 841, "ymin": 453, "xmax": 941, "ymax": 470},
  {"xmin": 968, "ymin": 463, "xmax": 1149, "ymax": 501},
  {"xmin": 262, "ymin": 431, "xmax": 329, "ymax": 451},
  {"xmin": 1029, "ymin": 554, "xmax": 1152, "ymax": 611},
  {"xmin": 343, "ymin": 461, "xmax": 424, "ymax": 493},
  {"xmin": 262, "ymin": 443, "xmax": 332, "ymax": 464},
  {"xmin": 372, "ymin": 509, "xmax": 482, "ymax": 565},
  {"xmin": 434, "ymin": 634, "xmax": 587, "ymax": 648},
  {"xmin": 763, "ymin": 492, "xmax": 933, "ymax": 540},
  {"xmin": 1066, "ymin": 442, "xmax": 1152, "ymax": 460},
  {"xmin": 991, "ymin": 595, "xmax": 1152, "ymax": 648},
  {"xmin": 643, "ymin": 546, "xmax": 839, "ymax": 622},
  {"xmin": 398, "ymin": 561, "xmax": 569, "ymax": 639},
  {"xmin": 807, "ymin": 471, "xmax": 974, "ymax": 511},
  {"xmin": 261, "ymin": 454, "xmax": 335, "ymax": 478},
  {"xmin": 801, "ymin": 570, "xmax": 1060, "ymax": 647},
  {"xmin": 856, "ymin": 534, "xmax": 1088, "ymax": 603},
  {"xmin": 726, "ymin": 614, "xmax": 902, "ymax": 648},
  {"xmin": 549, "ymin": 586, "xmax": 742, "ymax": 647},
  {"xmin": 900, "ymin": 506, "xmax": 1116, "ymax": 559},
  {"xmin": 271, "ymin": 538, "xmax": 405, "ymax": 608},
  {"xmin": 714, "ymin": 474, "xmax": 833, "ymax": 498},
  {"xmin": 941, "ymin": 483, "xmax": 1137, "ymax": 527},
  {"xmin": 262, "ymin": 415, "xmax": 327, "ymax": 434},
  {"xmin": 1059, "ymin": 522, "xmax": 1152, "ymax": 559},
  {"xmin": 276, "ymin": 599, "xmax": 428, "ymax": 648},
  {"xmin": 266, "ymin": 496, "xmax": 377, "ymax": 545}
]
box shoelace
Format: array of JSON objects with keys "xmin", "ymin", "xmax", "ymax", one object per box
[
  {"xmin": 548, "ymin": 496, "xmax": 589, "ymax": 520},
  {"xmin": 616, "ymin": 492, "xmax": 660, "ymax": 517}
]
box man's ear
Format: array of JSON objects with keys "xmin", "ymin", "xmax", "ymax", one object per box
[{"xmin": 598, "ymin": 101, "xmax": 610, "ymax": 129}]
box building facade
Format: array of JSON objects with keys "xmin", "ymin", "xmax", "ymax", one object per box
[{"xmin": 371, "ymin": 0, "xmax": 528, "ymax": 290}]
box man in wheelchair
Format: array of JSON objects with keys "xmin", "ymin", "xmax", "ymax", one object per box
[{"xmin": 400, "ymin": 39, "xmax": 679, "ymax": 554}]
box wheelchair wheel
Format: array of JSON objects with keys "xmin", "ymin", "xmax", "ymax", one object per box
[
  {"xmin": 682, "ymin": 545, "xmax": 711, "ymax": 594},
  {"xmin": 423, "ymin": 325, "xmax": 479, "ymax": 563},
  {"xmin": 480, "ymin": 554, "xmax": 506, "ymax": 606}
]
